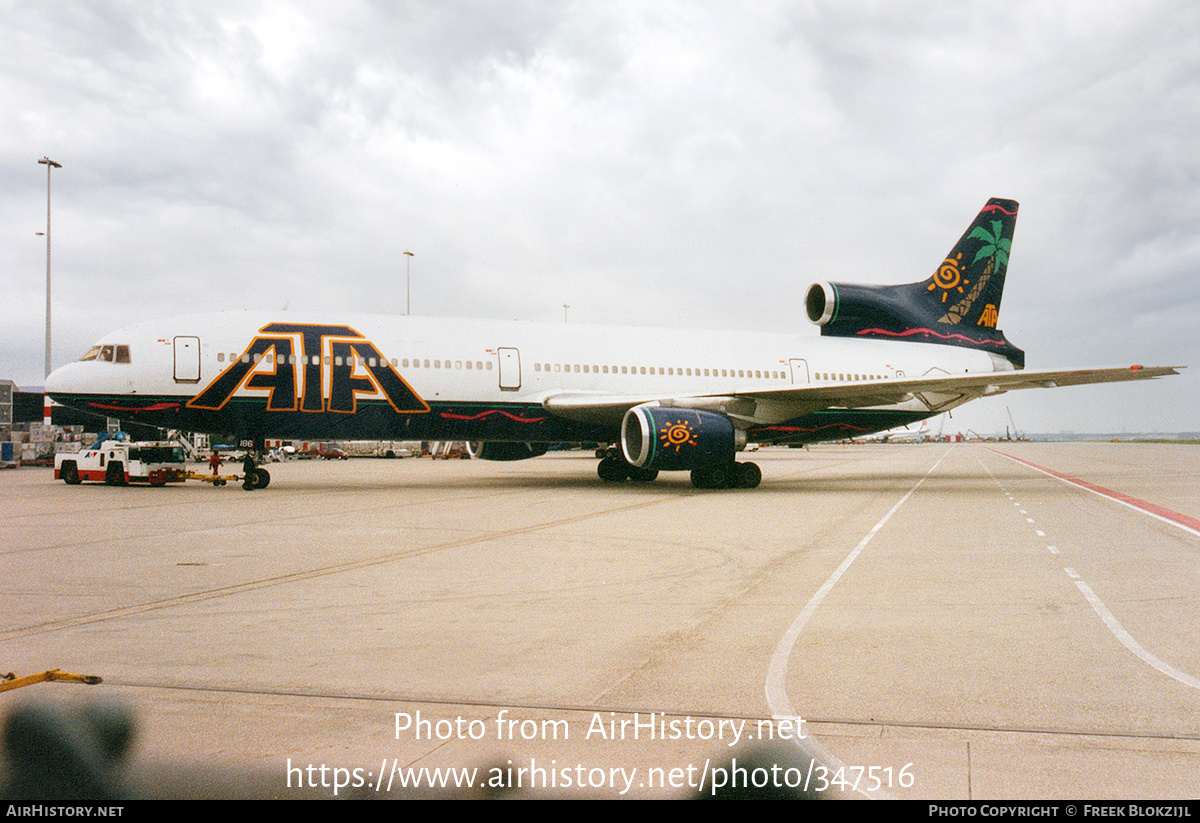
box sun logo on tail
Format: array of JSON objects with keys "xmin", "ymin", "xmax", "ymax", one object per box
[
  {"xmin": 659, "ymin": 419, "xmax": 698, "ymax": 452},
  {"xmin": 928, "ymin": 253, "xmax": 969, "ymax": 302}
]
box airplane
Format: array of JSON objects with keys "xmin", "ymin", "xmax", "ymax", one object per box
[
  {"xmin": 849, "ymin": 419, "xmax": 932, "ymax": 444},
  {"xmin": 44, "ymin": 198, "xmax": 1180, "ymax": 490}
]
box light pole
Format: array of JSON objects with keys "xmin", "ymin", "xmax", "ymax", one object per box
[
  {"xmin": 38, "ymin": 156, "xmax": 61, "ymax": 378},
  {"xmin": 404, "ymin": 250, "xmax": 414, "ymax": 315}
]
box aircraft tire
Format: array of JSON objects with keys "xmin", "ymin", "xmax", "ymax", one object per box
[
  {"xmin": 628, "ymin": 467, "xmax": 659, "ymax": 483},
  {"xmin": 61, "ymin": 463, "xmax": 81, "ymax": 485},
  {"xmin": 242, "ymin": 472, "xmax": 258, "ymax": 491},
  {"xmin": 690, "ymin": 466, "xmax": 719, "ymax": 489},
  {"xmin": 736, "ymin": 462, "xmax": 762, "ymax": 489},
  {"xmin": 255, "ymin": 468, "xmax": 271, "ymax": 489},
  {"xmin": 597, "ymin": 457, "xmax": 629, "ymax": 483}
]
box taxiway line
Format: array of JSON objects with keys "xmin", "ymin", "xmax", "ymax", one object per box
[
  {"xmin": 987, "ymin": 448, "xmax": 1200, "ymax": 539},
  {"xmin": 763, "ymin": 446, "xmax": 952, "ymax": 799},
  {"xmin": 980, "ymin": 449, "xmax": 1200, "ymax": 695},
  {"xmin": 1073, "ymin": 579, "xmax": 1200, "ymax": 692}
]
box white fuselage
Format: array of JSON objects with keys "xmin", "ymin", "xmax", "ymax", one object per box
[{"xmin": 46, "ymin": 310, "xmax": 1006, "ymax": 407}]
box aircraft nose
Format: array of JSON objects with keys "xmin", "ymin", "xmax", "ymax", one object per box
[
  {"xmin": 43, "ymin": 363, "xmax": 70, "ymax": 395},
  {"xmin": 44, "ymin": 361, "xmax": 94, "ymax": 399}
]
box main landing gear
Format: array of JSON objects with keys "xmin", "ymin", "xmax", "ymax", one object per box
[
  {"xmin": 597, "ymin": 454, "xmax": 659, "ymax": 483},
  {"xmin": 240, "ymin": 452, "xmax": 271, "ymax": 490},
  {"xmin": 689, "ymin": 461, "xmax": 761, "ymax": 490},
  {"xmin": 595, "ymin": 448, "xmax": 762, "ymax": 490}
]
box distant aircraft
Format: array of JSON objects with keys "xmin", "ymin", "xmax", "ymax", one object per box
[
  {"xmin": 44, "ymin": 198, "xmax": 1179, "ymax": 489},
  {"xmin": 852, "ymin": 419, "xmax": 932, "ymax": 444}
]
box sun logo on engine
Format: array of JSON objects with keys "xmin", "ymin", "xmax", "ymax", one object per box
[
  {"xmin": 659, "ymin": 419, "xmax": 698, "ymax": 452},
  {"xmin": 928, "ymin": 252, "xmax": 969, "ymax": 303}
]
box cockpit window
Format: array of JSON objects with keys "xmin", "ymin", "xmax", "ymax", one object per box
[{"xmin": 79, "ymin": 344, "xmax": 131, "ymax": 363}]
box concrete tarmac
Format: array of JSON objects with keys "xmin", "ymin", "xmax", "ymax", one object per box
[{"xmin": 2, "ymin": 443, "xmax": 1198, "ymax": 799}]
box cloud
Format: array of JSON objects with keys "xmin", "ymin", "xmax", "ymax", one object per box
[{"xmin": 1, "ymin": 0, "xmax": 1195, "ymax": 430}]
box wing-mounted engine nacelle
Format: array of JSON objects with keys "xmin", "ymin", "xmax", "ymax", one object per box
[
  {"xmin": 621, "ymin": 406, "xmax": 738, "ymax": 471},
  {"xmin": 466, "ymin": 442, "xmax": 549, "ymax": 461},
  {"xmin": 805, "ymin": 280, "xmax": 926, "ymax": 332}
]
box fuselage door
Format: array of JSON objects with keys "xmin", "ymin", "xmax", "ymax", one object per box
[
  {"xmin": 497, "ymin": 347, "xmax": 521, "ymax": 391},
  {"xmin": 173, "ymin": 336, "xmax": 201, "ymax": 383},
  {"xmin": 789, "ymin": 358, "xmax": 810, "ymax": 384}
]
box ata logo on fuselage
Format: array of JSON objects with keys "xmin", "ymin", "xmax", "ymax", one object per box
[{"xmin": 186, "ymin": 323, "xmax": 429, "ymax": 414}]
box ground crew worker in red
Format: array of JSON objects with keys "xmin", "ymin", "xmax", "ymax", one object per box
[{"xmin": 209, "ymin": 451, "xmax": 222, "ymax": 476}]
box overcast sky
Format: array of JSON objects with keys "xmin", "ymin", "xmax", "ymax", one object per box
[{"xmin": 2, "ymin": 1, "xmax": 1197, "ymax": 433}]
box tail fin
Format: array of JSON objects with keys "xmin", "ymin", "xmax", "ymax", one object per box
[
  {"xmin": 804, "ymin": 197, "xmax": 1024, "ymax": 368},
  {"xmin": 927, "ymin": 198, "xmax": 1018, "ymax": 329}
]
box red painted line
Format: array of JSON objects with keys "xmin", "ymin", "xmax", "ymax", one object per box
[
  {"xmin": 855, "ymin": 327, "xmax": 1007, "ymax": 347},
  {"xmin": 981, "ymin": 203, "xmax": 1018, "ymax": 216},
  {"xmin": 438, "ymin": 409, "xmax": 546, "ymax": 423},
  {"xmin": 87, "ymin": 401, "xmax": 181, "ymax": 412},
  {"xmin": 987, "ymin": 448, "xmax": 1200, "ymax": 537}
]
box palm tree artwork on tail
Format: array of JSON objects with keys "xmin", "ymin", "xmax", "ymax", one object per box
[{"xmin": 938, "ymin": 219, "xmax": 1011, "ymax": 327}]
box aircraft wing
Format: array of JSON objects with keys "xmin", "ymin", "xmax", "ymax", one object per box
[{"xmin": 542, "ymin": 365, "xmax": 1182, "ymax": 428}]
